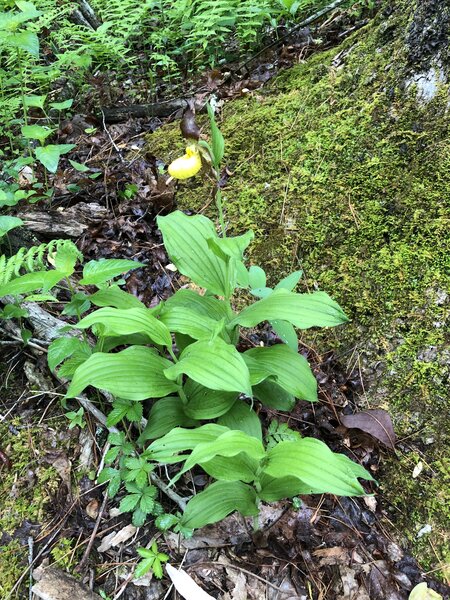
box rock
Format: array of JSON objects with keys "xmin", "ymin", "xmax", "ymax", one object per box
[{"xmin": 32, "ymin": 565, "xmax": 102, "ymax": 600}]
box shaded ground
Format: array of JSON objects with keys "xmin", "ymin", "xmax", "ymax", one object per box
[{"xmin": 1, "ymin": 0, "xmax": 449, "ymax": 598}]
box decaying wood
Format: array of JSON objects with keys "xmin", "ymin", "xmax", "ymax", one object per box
[
  {"xmin": 17, "ymin": 202, "xmax": 108, "ymax": 238},
  {"xmin": 101, "ymin": 98, "xmax": 206, "ymax": 124},
  {"xmin": 32, "ymin": 565, "xmax": 102, "ymax": 600},
  {"xmin": 76, "ymin": 0, "xmax": 101, "ymax": 29}
]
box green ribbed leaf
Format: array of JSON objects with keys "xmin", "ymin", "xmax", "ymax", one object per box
[
  {"xmin": 164, "ymin": 289, "xmax": 232, "ymax": 322},
  {"xmin": 217, "ymin": 400, "xmax": 262, "ymax": 440},
  {"xmin": 231, "ymin": 288, "xmax": 348, "ymax": 330},
  {"xmin": 0, "ymin": 270, "xmax": 65, "ymax": 298},
  {"xmin": 164, "ymin": 338, "xmax": 252, "ymax": 396},
  {"xmin": 138, "ymin": 397, "xmax": 198, "ymax": 441},
  {"xmin": 172, "ymin": 430, "xmax": 265, "ymax": 484},
  {"xmin": 146, "ymin": 424, "xmax": 228, "ymax": 462},
  {"xmin": 90, "ymin": 285, "xmax": 145, "ymax": 309},
  {"xmin": 201, "ymin": 453, "xmax": 259, "ymax": 482},
  {"xmin": 66, "ymin": 346, "xmax": 179, "ymax": 400},
  {"xmin": 159, "ymin": 305, "xmax": 219, "ymax": 340},
  {"xmin": 183, "ymin": 379, "xmax": 238, "ymax": 419},
  {"xmin": 258, "ymin": 473, "xmax": 317, "ymax": 502},
  {"xmin": 263, "ymin": 438, "xmax": 373, "ymax": 496},
  {"xmin": 253, "ymin": 380, "xmax": 295, "ymax": 411},
  {"xmin": 244, "ymin": 344, "xmax": 317, "ymax": 401},
  {"xmin": 80, "ymin": 259, "xmax": 143, "ymax": 285},
  {"xmin": 157, "ymin": 211, "xmax": 228, "ymax": 296},
  {"xmin": 76, "ymin": 307, "xmax": 171, "ymax": 346},
  {"xmin": 180, "ymin": 481, "xmax": 258, "ymax": 529},
  {"xmin": 270, "ymin": 319, "xmax": 298, "ymax": 350}
]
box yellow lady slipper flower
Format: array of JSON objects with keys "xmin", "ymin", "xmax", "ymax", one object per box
[{"xmin": 168, "ymin": 144, "xmax": 202, "ymax": 180}]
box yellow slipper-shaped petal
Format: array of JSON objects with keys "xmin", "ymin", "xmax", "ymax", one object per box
[{"xmin": 168, "ymin": 145, "xmax": 202, "ymax": 180}]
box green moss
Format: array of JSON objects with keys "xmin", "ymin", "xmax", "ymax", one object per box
[
  {"xmin": 0, "ymin": 539, "xmax": 26, "ymax": 598},
  {"xmin": 0, "ymin": 418, "xmax": 70, "ymax": 596},
  {"xmin": 148, "ymin": 2, "xmax": 450, "ymax": 577}
]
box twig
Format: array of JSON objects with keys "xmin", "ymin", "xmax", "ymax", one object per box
[
  {"xmin": 75, "ymin": 492, "xmax": 109, "ymax": 574},
  {"xmin": 28, "ymin": 536, "xmax": 34, "ymax": 600},
  {"xmin": 101, "ymin": 109, "xmax": 124, "ymax": 162},
  {"xmin": 74, "ymin": 395, "xmax": 188, "ymax": 511},
  {"xmin": 150, "ymin": 472, "xmax": 187, "ymax": 511}
]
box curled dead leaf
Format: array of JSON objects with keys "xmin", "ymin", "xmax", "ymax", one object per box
[{"xmin": 340, "ymin": 409, "xmax": 396, "ymax": 449}]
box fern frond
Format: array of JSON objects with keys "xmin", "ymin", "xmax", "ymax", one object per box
[{"xmin": 0, "ymin": 240, "xmax": 82, "ymax": 287}]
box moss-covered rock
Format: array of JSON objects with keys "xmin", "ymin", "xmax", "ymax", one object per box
[{"xmin": 148, "ymin": 0, "xmax": 449, "ymax": 578}]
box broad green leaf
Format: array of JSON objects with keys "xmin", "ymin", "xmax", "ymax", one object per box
[
  {"xmin": 258, "ymin": 473, "xmax": 317, "ymax": 502},
  {"xmin": 263, "ymin": 439, "xmax": 372, "ymax": 496},
  {"xmin": 0, "ymin": 215, "xmax": 23, "ymax": 237},
  {"xmin": 248, "ymin": 265, "xmax": 266, "ymax": 289},
  {"xmin": 157, "ymin": 211, "xmax": 228, "ymax": 296},
  {"xmin": 80, "ymin": 259, "xmax": 143, "ymax": 285},
  {"xmin": 76, "ymin": 307, "xmax": 172, "ymax": 347},
  {"xmin": 0, "ymin": 270, "xmax": 64, "ymax": 298},
  {"xmin": 23, "ymin": 94, "xmax": 46, "ymax": 109},
  {"xmin": 231, "ymin": 288, "xmax": 348, "ymax": 330},
  {"xmin": 180, "ymin": 481, "xmax": 258, "ymax": 529},
  {"xmin": 218, "ymin": 399, "xmax": 262, "ymax": 440},
  {"xmin": 5, "ymin": 30, "xmax": 39, "ymax": 56},
  {"xmin": 89, "ymin": 285, "xmax": 144, "ymax": 309},
  {"xmin": 250, "ymin": 286, "xmax": 273, "ymax": 299},
  {"xmin": 35, "ymin": 144, "xmax": 75, "ymax": 173},
  {"xmin": 164, "ymin": 338, "xmax": 252, "ymax": 396},
  {"xmin": 207, "ymin": 230, "xmax": 254, "ymax": 261},
  {"xmin": 270, "ymin": 319, "xmax": 298, "ymax": 350},
  {"xmin": 253, "ymin": 380, "xmax": 295, "ymax": 411},
  {"xmin": 183, "ymin": 379, "xmax": 238, "ymax": 419},
  {"xmin": 99, "ymin": 333, "xmax": 151, "ymax": 352},
  {"xmin": 275, "ymin": 270, "xmax": 303, "ymax": 291},
  {"xmin": 164, "ymin": 288, "xmax": 232, "ymax": 322},
  {"xmin": 201, "ymin": 453, "xmax": 259, "ymax": 482},
  {"xmin": 21, "ymin": 125, "xmax": 53, "ymax": 143},
  {"xmin": 172, "ymin": 429, "xmax": 265, "ymax": 484},
  {"xmin": 159, "ymin": 305, "xmax": 219, "ymax": 340},
  {"xmin": 139, "ymin": 397, "xmax": 198, "ymax": 441},
  {"xmin": 66, "ymin": 346, "xmax": 179, "ymax": 400},
  {"xmin": 409, "ymin": 583, "xmax": 443, "ymax": 600},
  {"xmin": 146, "ymin": 424, "xmax": 228, "ymax": 461},
  {"xmin": 50, "ymin": 99, "xmax": 73, "ymax": 110},
  {"xmin": 244, "ymin": 344, "xmax": 317, "ymax": 401},
  {"xmin": 47, "ymin": 336, "xmax": 90, "ymax": 372}
]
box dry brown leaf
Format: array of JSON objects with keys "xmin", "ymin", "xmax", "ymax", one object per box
[{"xmin": 340, "ymin": 409, "xmax": 396, "ymax": 449}]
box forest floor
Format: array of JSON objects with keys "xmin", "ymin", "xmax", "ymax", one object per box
[{"xmin": 0, "ymin": 1, "xmax": 449, "ymax": 599}]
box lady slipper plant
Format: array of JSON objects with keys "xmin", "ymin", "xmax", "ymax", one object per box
[{"xmin": 50, "ymin": 105, "xmax": 374, "ymax": 533}]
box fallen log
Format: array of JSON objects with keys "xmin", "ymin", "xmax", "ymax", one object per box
[{"xmin": 100, "ymin": 98, "xmax": 202, "ymax": 123}]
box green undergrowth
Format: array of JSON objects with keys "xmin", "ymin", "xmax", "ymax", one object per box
[
  {"xmin": 0, "ymin": 414, "xmax": 73, "ymax": 597},
  {"xmin": 148, "ymin": 1, "xmax": 450, "ymax": 578}
]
